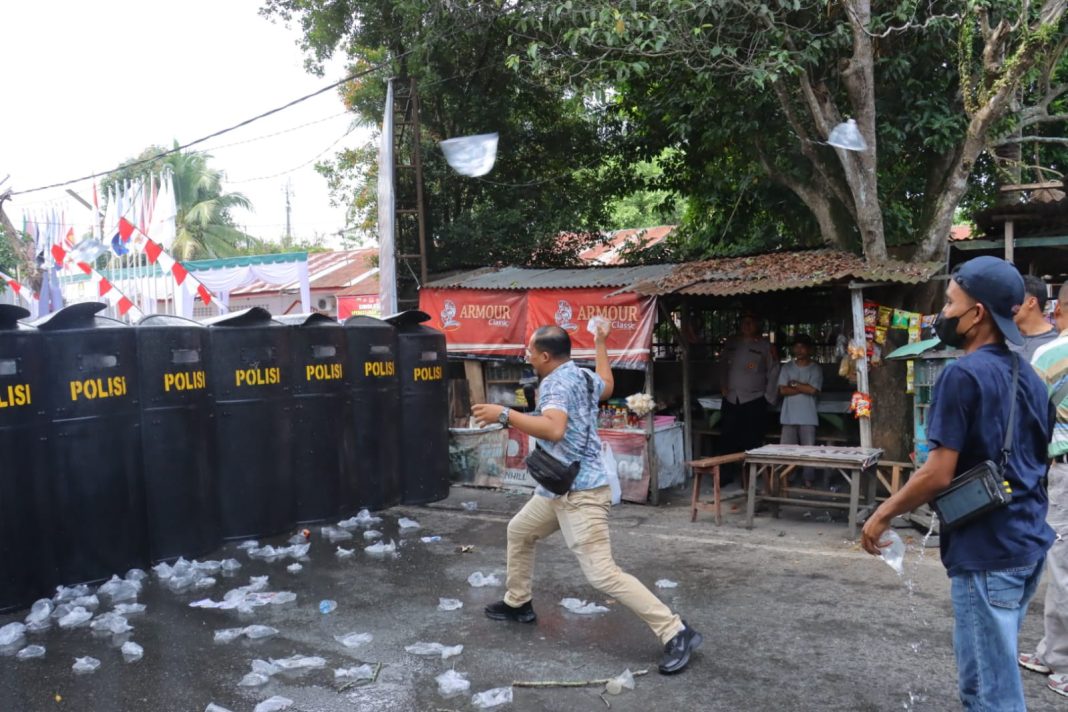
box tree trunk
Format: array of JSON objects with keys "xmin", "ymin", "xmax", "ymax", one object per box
[{"xmin": 840, "ymin": 0, "xmax": 887, "ymax": 261}]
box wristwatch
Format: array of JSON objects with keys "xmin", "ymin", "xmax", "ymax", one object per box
[{"xmin": 497, "ymin": 408, "xmax": 511, "ymax": 425}]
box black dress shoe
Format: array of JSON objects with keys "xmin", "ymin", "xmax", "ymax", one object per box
[
  {"xmin": 484, "ymin": 600, "xmax": 537, "ymax": 623},
  {"xmin": 658, "ymin": 621, "xmax": 703, "ymax": 674}
]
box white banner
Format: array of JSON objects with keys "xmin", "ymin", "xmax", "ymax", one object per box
[{"xmin": 377, "ymin": 79, "xmax": 397, "ymax": 316}]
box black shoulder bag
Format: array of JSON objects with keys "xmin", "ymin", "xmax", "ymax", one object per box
[
  {"xmin": 931, "ymin": 354, "xmax": 1018, "ymax": 532},
  {"xmin": 525, "ymin": 371, "xmax": 596, "ymax": 495}
]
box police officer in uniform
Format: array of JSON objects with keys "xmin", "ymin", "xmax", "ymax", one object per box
[{"xmin": 719, "ymin": 312, "xmax": 780, "ymax": 482}]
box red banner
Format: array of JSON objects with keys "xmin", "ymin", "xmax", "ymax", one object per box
[
  {"xmin": 419, "ymin": 288, "xmax": 528, "ymax": 357},
  {"xmin": 337, "ymin": 294, "xmax": 380, "ymax": 321},
  {"xmin": 526, "ymin": 289, "xmax": 656, "ymax": 369}
]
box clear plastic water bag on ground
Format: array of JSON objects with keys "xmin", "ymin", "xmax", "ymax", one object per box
[
  {"xmin": 365, "ymin": 540, "xmax": 396, "ymax": 556},
  {"xmin": 121, "ymin": 641, "xmax": 143, "ymax": 663},
  {"xmin": 269, "ymin": 655, "xmax": 326, "ymax": 671},
  {"xmin": 398, "ymin": 517, "xmax": 421, "ymax": 530},
  {"xmin": 72, "ymin": 656, "xmax": 101, "ymax": 674},
  {"xmin": 406, "ymin": 641, "xmax": 463, "ymax": 659},
  {"xmin": 467, "ymin": 571, "xmax": 501, "ymax": 587},
  {"xmin": 560, "ymin": 597, "xmax": 609, "ymax": 614},
  {"xmin": 436, "ymin": 669, "xmax": 471, "ymax": 697},
  {"xmin": 25, "ymin": 599, "xmax": 53, "ymax": 630},
  {"xmin": 335, "ymin": 664, "xmax": 375, "ymax": 681},
  {"xmin": 604, "ymin": 668, "xmax": 635, "ymax": 695},
  {"xmin": 253, "ymin": 696, "xmax": 293, "ymax": 712},
  {"xmin": 471, "ymin": 686, "xmax": 513, "ymax": 708},
  {"xmin": 16, "ymin": 645, "xmax": 45, "ymax": 661},
  {"xmin": 58, "ymin": 607, "xmax": 93, "ymax": 629},
  {"xmin": 243, "ymin": 625, "xmax": 279, "ymax": 640},
  {"xmin": 239, "ymin": 672, "xmax": 270, "ymax": 687},
  {"xmin": 334, "ymin": 632, "xmax": 373, "ymax": 648},
  {"xmin": 438, "ymin": 598, "xmax": 463, "ymax": 611},
  {"xmin": 0, "ymin": 622, "xmax": 26, "ymax": 646},
  {"xmin": 655, "ymin": 579, "xmax": 678, "ymax": 589}
]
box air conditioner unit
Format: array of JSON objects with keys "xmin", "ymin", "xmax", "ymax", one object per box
[{"xmin": 317, "ymin": 295, "xmax": 336, "ymax": 312}]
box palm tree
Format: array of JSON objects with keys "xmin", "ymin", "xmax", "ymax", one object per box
[
  {"xmin": 165, "ymin": 148, "xmax": 253, "ymax": 261},
  {"xmin": 103, "ymin": 144, "xmax": 254, "ymax": 261}
]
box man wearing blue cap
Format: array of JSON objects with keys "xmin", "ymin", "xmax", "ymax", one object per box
[{"xmin": 861, "ymin": 256, "xmax": 1055, "ymax": 711}]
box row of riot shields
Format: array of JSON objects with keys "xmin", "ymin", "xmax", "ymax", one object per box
[{"xmin": 0, "ymin": 303, "xmax": 448, "ymax": 612}]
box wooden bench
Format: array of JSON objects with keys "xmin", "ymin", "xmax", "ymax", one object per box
[
  {"xmin": 874, "ymin": 460, "xmax": 914, "ymax": 498},
  {"xmin": 688, "ymin": 452, "xmax": 748, "ymax": 525}
]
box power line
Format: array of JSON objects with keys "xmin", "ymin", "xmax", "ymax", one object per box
[
  {"xmin": 8, "ymin": 13, "xmax": 497, "ymax": 198},
  {"xmin": 227, "ymin": 126, "xmax": 359, "ymax": 184}
]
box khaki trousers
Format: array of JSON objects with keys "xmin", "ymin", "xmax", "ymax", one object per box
[
  {"xmin": 1037, "ymin": 463, "xmax": 1068, "ymax": 672},
  {"xmin": 503, "ymin": 486, "xmax": 683, "ymax": 645}
]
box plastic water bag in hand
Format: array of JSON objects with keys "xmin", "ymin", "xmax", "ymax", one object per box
[{"xmin": 879, "ymin": 529, "xmax": 906, "ymax": 575}]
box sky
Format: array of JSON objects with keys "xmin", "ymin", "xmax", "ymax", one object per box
[{"xmin": 1, "ymin": 0, "xmax": 372, "ymax": 248}]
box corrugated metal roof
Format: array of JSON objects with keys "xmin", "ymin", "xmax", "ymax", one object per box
[
  {"xmin": 627, "ymin": 249, "xmax": 942, "ymax": 297},
  {"xmin": 424, "ymin": 264, "xmax": 678, "ymax": 291},
  {"xmin": 580, "ymin": 226, "xmax": 675, "ymax": 265}
]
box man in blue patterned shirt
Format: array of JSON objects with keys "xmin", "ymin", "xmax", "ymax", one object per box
[{"xmin": 473, "ymin": 324, "xmax": 702, "ymax": 675}]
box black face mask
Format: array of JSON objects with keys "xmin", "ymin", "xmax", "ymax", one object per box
[{"xmin": 934, "ymin": 307, "xmax": 978, "ymax": 348}]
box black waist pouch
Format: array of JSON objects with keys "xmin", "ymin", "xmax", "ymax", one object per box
[
  {"xmin": 525, "ymin": 444, "xmax": 580, "ymax": 496},
  {"xmin": 931, "ymin": 460, "xmax": 1012, "ymax": 532}
]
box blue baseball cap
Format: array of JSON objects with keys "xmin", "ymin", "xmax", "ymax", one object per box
[{"xmin": 951, "ymin": 256, "xmax": 1025, "ymax": 346}]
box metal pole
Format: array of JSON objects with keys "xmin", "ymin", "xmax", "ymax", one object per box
[
  {"xmin": 645, "ymin": 357, "xmax": 659, "ymax": 505},
  {"xmin": 680, "ymin": 298, "xmax": 693, "ymax": 467},
  {"xmin": 850, "ymin": 287, "xmax": 873, "ymax": 448}
]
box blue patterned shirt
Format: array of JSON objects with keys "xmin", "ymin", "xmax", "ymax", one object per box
[{"xmin": 534, "ymin": 360, "xmax": 607, "ymax": 497}]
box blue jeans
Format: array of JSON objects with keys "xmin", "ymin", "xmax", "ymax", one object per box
[{"xmin": 950, "ymin": 559, "xmax": 1045, "ymax": 711}]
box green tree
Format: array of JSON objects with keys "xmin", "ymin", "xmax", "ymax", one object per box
[
  {"xmin": 102, "ymin": 145, "xmax": 254, "ymax": 261},
  {"xmin": 509, "ymin": 0, "xmax": 1068, "ymax": 261},
  {"xmin": 261, "ymin": 0, "xmax": 619, "ymax": 270}
]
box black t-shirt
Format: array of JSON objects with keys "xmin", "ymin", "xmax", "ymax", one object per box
[{"xmin": 927, "ymin": 344, "xmax": 1055, "ymax": 576}]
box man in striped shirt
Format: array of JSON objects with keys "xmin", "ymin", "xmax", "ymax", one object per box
[{"xmin": 1023, "ymin": 283, "xmax": 1068, "ymax": 698}]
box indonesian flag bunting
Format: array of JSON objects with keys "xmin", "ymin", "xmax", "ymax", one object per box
[
  {"xmin": 119, "ymin": 216, "xmax": 135, "ymax": 241},
  {"xmin": 144, "ymin": 238, "xmax": 163, "ymax": 265},
  {"xmin": 51, "ymin": 243, "xmax": 67, "ymax": 267},
  {"xmin": 69, "ymin": 261, "xmax": 144, "ymax": 320},
  {"xmin": 0, "ymin": 270, "xmax": 38, "ymax": 310}
]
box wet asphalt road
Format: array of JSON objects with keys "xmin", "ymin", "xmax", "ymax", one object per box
[{"xmin": 0, "ymin": 484, "xmax": 1060, "ymax": 712}]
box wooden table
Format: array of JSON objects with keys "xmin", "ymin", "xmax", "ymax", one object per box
[{"xmin": 744, "ymin": 445, "xmax": 884, "ymax": 539}]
